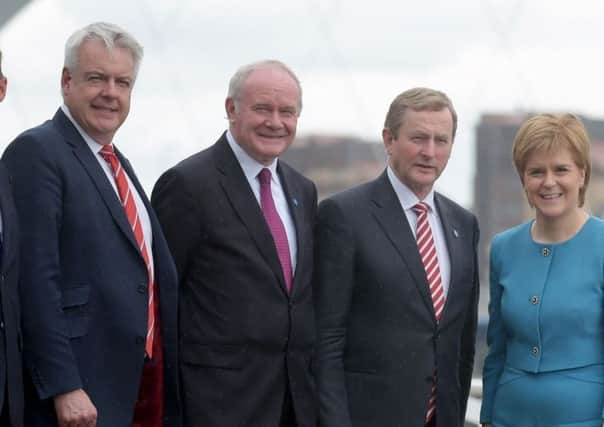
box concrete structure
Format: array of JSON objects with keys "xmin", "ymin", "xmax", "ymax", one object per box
[
  {"xmin": 0, "ymin": 0, "xmax": 31, "ymax": 29},
  {"xmin": 281, "ymin": 134, "xmax": 385, "ymax": 200}
]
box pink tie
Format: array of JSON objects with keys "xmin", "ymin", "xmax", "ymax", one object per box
[
  {"xmin": 258, "ymin": 168, "xmax": 293, "ymax": 293},
  {"xmin": 100, "ymin": 144, "xmax": 155, "ymax": 358},
  {"xmin": 412, "ymin": 202, "xmax": 445, "ymax": 425}
]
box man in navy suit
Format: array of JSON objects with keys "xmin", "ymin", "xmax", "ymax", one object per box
[
  {"xmin": 152, "ymin": 60, "xmax": 317, "ymax": 427},
  {"xmin": 2, "ymin": 23, "xmax": 180, "ymax": 427},
  {"xmin": 0, "ymin": 49, "xmax": 25, "ymax": 427},
  {"xmin": 314, "ymin": 88, "xmax": 479, "ymax": 427}
]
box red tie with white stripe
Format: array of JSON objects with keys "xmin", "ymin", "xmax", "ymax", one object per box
[
  {"xmin": 99, "ymin": 144, "xmax": 155, "ymax": 358},
  {"xmin": 412, "ymin": 202, "xmax": 445, "ymax": 425}
]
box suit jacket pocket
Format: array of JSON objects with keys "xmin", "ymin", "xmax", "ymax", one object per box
[
  {"xmin": 181, "ymin": 343, "xmax": 248, "ymax": 370},
  {"xmin": 61, "ymin": 286, "xmax": 90, "ymax": 338}
]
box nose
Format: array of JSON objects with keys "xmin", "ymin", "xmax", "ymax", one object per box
[
  {"xmin": 420, "ymin": 140, "xmax": 436, "ymax": 158},
  {"xmin": 265, "ymin": 115, "xmax": 284, "ymax": 130},
  {"xmin": 543, "ymin": 171, "xmax": 555, "ymax": 186},
  {"xmin": 101, "ymin": 79, "xmax": 118, "ymax": 97}
]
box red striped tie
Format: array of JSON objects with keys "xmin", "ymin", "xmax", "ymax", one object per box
[
  {"xmin": 100, "ymin": 144, "xmax": 155, "ymax": 358},
  {"xmin": 412, "ymin": 202, "xmax": 445, "ymax": 425}
]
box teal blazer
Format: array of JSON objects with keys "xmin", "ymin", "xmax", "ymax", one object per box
[{"xmin": 481, "ymin": 217, "xmax": 604, "ymax": 422}]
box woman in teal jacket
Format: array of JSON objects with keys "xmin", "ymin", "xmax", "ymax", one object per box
[{"xmin": 480, "ymin": 113, "xmax": 604, "ymax": 427}]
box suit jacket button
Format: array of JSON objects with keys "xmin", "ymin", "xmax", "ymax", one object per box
[
  {"xmin": 530, "ymin": 295, "xmax": 539, "ymax": 305},
  {"xmin": 0, "ymin": 321, "xmax": 4, "ymax": 329},
  {"xmin": 138, "ymin": 285, "xmax": 147, "ymax": 294},
  {"xmin": 531, "ymin": 346, "xmax": 539, "ymax": 356},
  {"xmin": 136, "ymin": 336, "xmax": 145, "ymax": 344}
]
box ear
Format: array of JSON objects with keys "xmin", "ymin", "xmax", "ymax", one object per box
[
  {"xmin": 0, "ymin": 77, "xmax": 6, "ymax": 102},
  {"xmin": 225, "ymin": 97, "xmax": 236, "ymax": 122},
  {"xmin": 382, "ymin": 128, "xmax": 394, "ymax": 155},
  {"xmin": 580, "ymin": 167, "xmax": 586, "ymax": 187},
  {"xmin": 61, "ymin": 67, "xmax": 72, "ymax": 94}
]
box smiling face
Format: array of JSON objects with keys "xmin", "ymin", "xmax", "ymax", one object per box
[
  {"xmin": 523, "ymin": 146, "xmax": 585, "ymax": 223},
  {"xmin": 383, "ymin": 108, "xmax": 454, "ymax": 199},
  {"xmin": 61, "ymin": 38, "xmax": 135, "ymax": 145},
  {"xmin": 226, "ymin": 66, "xmax": 300, "ymax": 165}
]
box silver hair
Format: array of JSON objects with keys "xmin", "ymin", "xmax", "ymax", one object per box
[
  {"xmin": 64, "ymin": 22, "xmax": 144, "ymax": 80},
  {"xmin": 227, "ymin": 59, "xmax": 303, "ymax": 114}
]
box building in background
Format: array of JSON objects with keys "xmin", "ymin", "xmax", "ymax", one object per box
[{"xmin": 281, "ymin": 134, "xmax": 385, "ymax": 200}]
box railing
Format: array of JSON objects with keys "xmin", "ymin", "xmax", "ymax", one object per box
[{"xmin": 465, "ymin": 378, "xmax": 482, "ymax": 426}]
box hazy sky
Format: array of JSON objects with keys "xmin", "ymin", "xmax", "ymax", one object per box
[{"xmin": 2, "ymin": 0, "xmax": 604, "ymax": 207}]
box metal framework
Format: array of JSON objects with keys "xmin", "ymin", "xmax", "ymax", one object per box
[{"xmin": 0, "ymin": 0, "xmax": 31, "ymax": 29}]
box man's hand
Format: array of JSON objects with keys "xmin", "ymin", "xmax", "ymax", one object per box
[{"xmin": 53, "ymin": 389, "xmax": 97, "ymax": 427}]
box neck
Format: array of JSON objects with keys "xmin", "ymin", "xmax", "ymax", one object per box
[{"xmin": 532, "ymin": 208, "xmax": 588, "ymax": 243}]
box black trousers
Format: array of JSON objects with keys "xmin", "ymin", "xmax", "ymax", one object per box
[{"xmin": 279, "ymin": 382, "xmax": 297, "ymax": 427}]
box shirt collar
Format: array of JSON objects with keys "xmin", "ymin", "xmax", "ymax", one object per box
[
  {"xmin": 226, "ymin": 129, "xmax": 278, "ymax": 183},
  {"xmin": 386, "ymin": 165, "xmax": 437, "ymax": 214},
  {"xmin": 61, "ymin": 104, "xmax": 109, "ymax": 155}
]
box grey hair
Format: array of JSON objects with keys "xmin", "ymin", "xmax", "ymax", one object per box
[
  {"xmin": 64, "ymin": 22, "xmax": 144, "ymax": 79},
  {"xmin": 227, "ymin": 59, "xmax": 303, "ymax": 114}
]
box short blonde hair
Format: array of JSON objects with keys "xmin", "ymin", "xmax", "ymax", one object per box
[{"xmin": 512, "ymin": 113, "xmax": 591, "ymax": 206}]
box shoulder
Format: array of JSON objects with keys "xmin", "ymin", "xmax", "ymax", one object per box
[
  {"xmin": 156, "ymin": 139, "xmax": 223, "ymax": 190},
  {"xmin": 584, "ymin": 215, "xmax": 604, "ymax": 232},
  {"xmin": 2, "ymin": 117, "xmax": 68, "ymax": 173},
  {"xmin": 322, "ymin": 178, "xmax": 376, "ymax": 208},
  {"xmin": 573, "ymin": 216, "xmax": 604, "ymax": 245},
  {"xmin": 170, "ymin": 145, "xmax": 214, "ymax": 176},
  {"xmin": 491, "ymin": 222, "xmax": 531, "ymax": 253},
  {"xmin": 435, "ymin": 192, "xmax": 475, "ymax": 221},
  {"xmin": 278, "ymin": 159, "xmax": 315, "ymax": 191}
]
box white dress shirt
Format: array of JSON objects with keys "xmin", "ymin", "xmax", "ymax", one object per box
[
  {"xmin": 226, "ymin": 130, "xmax": 297, "ymax": 272},
  {"xmin": 61, "ymin": 104, "xmax": 155, "ymax": 276},
  {"xmin": 387, "ymin": 166, "xmax": 451, "ymax": 297}
]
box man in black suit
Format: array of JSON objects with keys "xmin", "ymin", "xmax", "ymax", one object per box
[
  {"xmin": 0, "ymin": 49, "xmax": 24, "ymax": 427},
  {"xmin": 152, "ymin": 59, "xmax": 317, "ymax": 427},
  {"xmin": 2, "ymin": 23, "xmax": 180, "ymax": 426},
  {"xmin": 315, "ymin": 88, "xmax": 479, "ymax": 427}
]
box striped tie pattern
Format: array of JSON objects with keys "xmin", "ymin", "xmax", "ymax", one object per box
[
  {"xmin": 100, "ymin": 144, "xmax": 155, "ymax": 358},
  {"xmin": 412, "ymin": 202, "xmax": 445, "ymax": 425},
  {"xmin": 258, "ymin": 168, "xmax": 293, "ymax": 292}
]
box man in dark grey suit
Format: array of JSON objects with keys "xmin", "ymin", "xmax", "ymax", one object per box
[
  {"xmin": 0, "ymin": 49, "xmax": 25, "ymax": 427},
  {"xmin": 152, "ymin": 60, "xmax": 317, "ymax": 427},
  {"xmin": 315, "ymin": 88, "xmax": 479, "ymax": 427}
]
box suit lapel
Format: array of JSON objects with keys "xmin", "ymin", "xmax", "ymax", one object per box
[
  {"xmin": 434, "ymin": 194, "xmax": 464, "ymax": 324},
  {"xmin": 278, "ymin": 163, "xmax": 307, "ymax": 298},
  {"xmin": 370, "ymin": 172, "xmax": 435, "ymax": 316},
  {"xmin": 54, "ymin": 110, "xmax": 140, "ymax": 254},
  {"xmin": 213, "ymin": 135, "xmax": 288, "ymax": 294},
  {"xmin": 0, "ymin": 164, "xmax": 17, "ymax": 272}
]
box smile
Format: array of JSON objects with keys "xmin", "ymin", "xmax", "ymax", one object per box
[
  {"xmin": 257, "ymin": 134, "xmax": 287, "ymax": 139},
  {"xmin": 92, "ymin": 105, "xmax": 118, "ymax": 112},
  {"xmin": 540, "ymin": 193, "xmax": 562, "ymax": 199}
]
